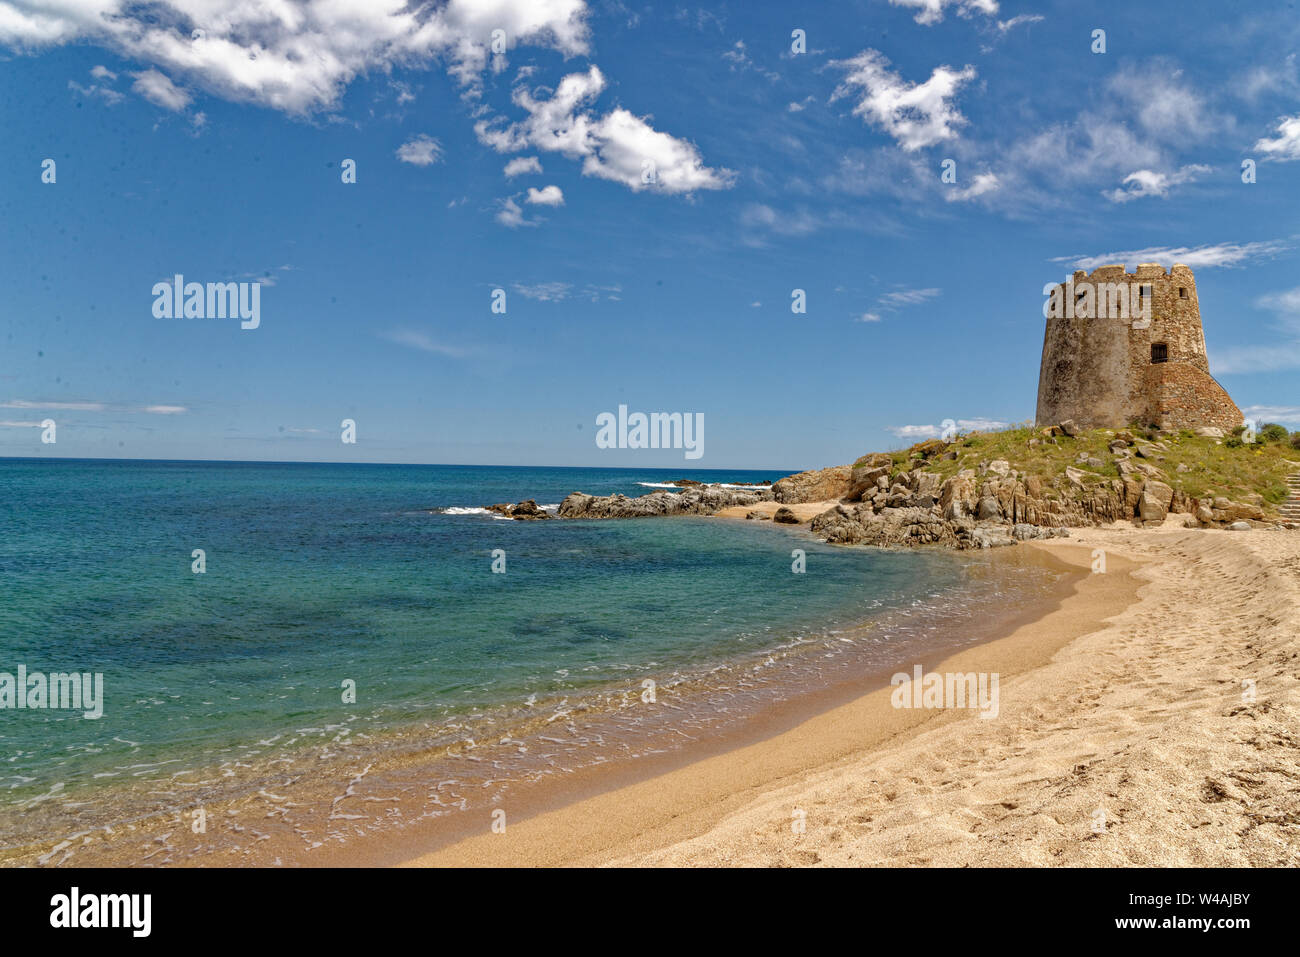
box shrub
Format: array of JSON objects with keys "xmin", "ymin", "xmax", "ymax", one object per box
[
  {"xmin": 1259, "ymin": 423, "xmax": 1289, "ymax": 443},
  {"xmin": 1291, "ymin": 431, "xmax": 1300, "ymax": 450}
]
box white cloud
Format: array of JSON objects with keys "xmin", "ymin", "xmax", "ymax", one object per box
[
  {"xmin": 1240, "ymin": 55, "xmax": 1299, "ymax": 100},
  {"xmin": 69, "ymin": 77, "xmax": 123, "ymax": 105},
  {"xmin": 1054, "ymin": 240, "xmax": 1291, "ymax": 272},
  {"xmin": 1254, "ymin": 114, "xmax": 1300, "ymax": 161},
  {"xmin": 1256, "ymin": 286, "xmax": 1300, "ymax": 314},
  {"xmin": 945, "ymin": 170, "xmax": 1000, "ymax": 202},
  {"xmin": 396, "ymin": 134, "xmax": 443, "ymax": 166},
  {"xmin": 889, "ymin": 0, "xmax": 998, "ymax": 26},
  {"xmin": 997, "ymin": 14, "xmax": 1043, "ymax": 33},
  {"xmin": 0, "ymin": 0, "xmax": 591, "ymax": 115},
  {"xmin": 525, "ymin": 184, "xmax": 564, "ymax": 205},
  {"xmin": 504, "ymin": 156, "xmax": 543, "ymax": 177},
  {"xmin": 1240, "ymin": 405, "xmax": 1300, "ymax": 425},
  {"xmin": 830, "ymin": 50, "xmax": 976, "ymax": 151},
  {"xmin": 0, "ymin": 420, "xmax": 44, "ymax": 428},
  {"xmin": 475, "ymin": 65, "xmax": 734, "ymax": 194},
  {"xmin": 381, "ymin": 330, "xmax": 469, "ymax": 358},
  {"xmin": 495, "ymin": 196, "xmax": 536, "ymax": 228},
  {"xmin": 887, "ymin": 416, "xmax": 1008, "ymax": 438},
  {"xmin": 513, "ymin": 281, "xmax": 571, "ymax": 301},
  {"xmin": 855, "ymin": 312, "xmax": 882, "ymax": 323},
  {"xmin": 1213, "ymin": 344, "xmax": 1300, "ymax": 375},
  {"xmin": 1103, "ymin": 164, "xmax": 1210, "ymax": 203},
  {"xmin": 90, "ymin": 64, "xmax": 116, "ymax": 80},
  {"xmin": 879, "ymin": 288, "xmax": 941, "ymax": 307},
  {"xmin": 738, "ymin": 203, "xmax": 820, "ymax": 237},
  {"xmin": 1, "ymin": 399, "xmax": 106, "ymax": 411},
  {"xmin": 131, "ymin": 68, "xmax": 190, "ymax": 111},
  {"xmin": 0, "ymin": 398, "xmax": 186, "ymax": 414}
]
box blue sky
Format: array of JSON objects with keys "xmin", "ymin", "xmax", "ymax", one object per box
[{"xmin": 1, "ymin": 0, "xmax": 1298, "ymax": 470}]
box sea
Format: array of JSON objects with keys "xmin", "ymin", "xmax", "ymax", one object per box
[{"xmin": 0, "ymin": 458, "xmax": 1067, "ymax": 864}]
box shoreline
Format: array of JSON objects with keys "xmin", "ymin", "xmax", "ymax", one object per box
[
  {"xmin": 399, "ymin": 538, "xmax": 1137, "ymax": 866},
  {"xmin": 402, "ymin": 527, "xmax": 1300, "ymax": 867},
  {"xmin": 1, "ymin": 523, "xmax": 1070, "ymax": 867}
]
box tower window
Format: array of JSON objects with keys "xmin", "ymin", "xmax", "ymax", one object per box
[
  {"xmin": 1151, "ymin": 343, "xmax": 1168, "ymax": 364},
  {"xmin": 1178, "ymin": 287, "xmax": 1188, "ymax": 299}
]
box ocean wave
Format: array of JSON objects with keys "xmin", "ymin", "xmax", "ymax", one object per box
[{"xmin": 439, "ymin": 504, "xmax": 561, "ymax": 519}]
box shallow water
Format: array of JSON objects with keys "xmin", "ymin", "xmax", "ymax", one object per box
[{"xmin": 0, "ymin": 459, "xmax": 1063, "ymax": 862}]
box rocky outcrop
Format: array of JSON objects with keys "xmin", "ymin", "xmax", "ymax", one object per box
[
  {"xmin": 485, "ymin": 499, "xmax": 551, "ymax": 520},
  {"xmin": 558, "ymin": 484, "xmax": 772, "ymax": 519},
  {"xmin": 772, "ymin": 466, "xmax": 852, "ymax": 504}
]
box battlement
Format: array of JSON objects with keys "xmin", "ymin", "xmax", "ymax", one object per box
[{"xmin": 1066, "ymin": 262, "xmax": 1197, "ymax": 284}]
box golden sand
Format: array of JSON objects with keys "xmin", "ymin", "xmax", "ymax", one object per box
[{"xmin": 404, "ymin": 528, "xmax": 1300, "ymax": 867}]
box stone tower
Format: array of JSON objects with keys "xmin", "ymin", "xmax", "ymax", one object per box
[{"xmin": 1035, "ymin": 263, "xmax": 1242, "ymax": 431}]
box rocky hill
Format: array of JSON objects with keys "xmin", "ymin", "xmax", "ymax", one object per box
[{"xmin": 772, "ymin": 421, "xmax": 1300, "ymax": 547}]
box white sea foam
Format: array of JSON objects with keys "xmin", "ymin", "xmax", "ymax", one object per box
[{"xmin": 635, "ymin": 481, "xmax": 771, "ymax": 490}]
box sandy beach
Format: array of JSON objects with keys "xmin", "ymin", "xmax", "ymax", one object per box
[{"xmin": 405, "ymin": 526, "xmax": 1300, "ymax": 867}]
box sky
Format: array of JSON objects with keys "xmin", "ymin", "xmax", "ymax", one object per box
[{"xmin": 1, "ymin": 0, "xmax": 1298, "ymax": 470}]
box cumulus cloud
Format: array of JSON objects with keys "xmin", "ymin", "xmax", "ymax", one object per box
[
  {"xmin": 830, "ymin": 50, "xmax": 976, "ymax": 151},
  {"xmin": 889, "ymin": 0, "xmax": 998, "ymax": 26},
  {"xmin": 1054, "ymin": 240, "xmax": 1291, "ymax": 272},
  {"xmin": 503, "ymin": 155, "xmax": 543, "ymax": 177},
  {"xmin": 1254, "ymin": 114, "xmax": 1300, "ymax": 161},
  {"xmin": 475, "ymin": 65, "xmax": 734, "ymax": 193},
  {"xmin": 1103, "ymin": 164, "xmax": 1210, "ymax": 203},
  {"xmin": 525, "ymin": 184, "xmax": 564, "ymax": 205},
  {"xmin": 0, "ymin": 0, "xmax": 591, "ymax": 115},
  {"xmin": 396, "ymin": 134, "xmax": 444, "ymax": 166},
  {"xmin": 495, "ymin": 196, "xmax": 536, "ymax": 228},
  {"xmin": 131, "ymin": 68, "xmax": 190, "ymax": 111}
]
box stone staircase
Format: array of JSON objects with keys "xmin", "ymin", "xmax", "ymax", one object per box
[{"xmin": 1281, "ymin": 470, "xmax": 1300, "ymax": 523}]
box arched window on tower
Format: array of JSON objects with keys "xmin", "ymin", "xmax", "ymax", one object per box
[{"xmin": 1151, "ymin": 343, "xmax": 1169, "ymax": 364}]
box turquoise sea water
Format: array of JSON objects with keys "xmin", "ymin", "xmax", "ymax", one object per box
[{"xmin": 0, "ymin": 459, "xmax": 1059, "ymax": 855}]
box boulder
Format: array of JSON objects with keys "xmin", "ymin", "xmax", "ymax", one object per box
[
  {"xmin": 1138, "ymin": 480, "xmax": 1174, "ymax": 523},
  {"xmin": 1059, "ymin": 419, "xmax": 1081, "ymax": 437},
  {"xmin": 509, "ymin": 499, "xmax": 551, "ymax": 520},
  {"xmin": 772, "ymin": 466, "xmax": 852, "ymax": 504},
  {"xmin": 772, "ymin": 506, "xmax": 800, "ymax": 525},
  {"xmin": 848, "ymin": 464, "xmax": 891, "ymax": 501}
]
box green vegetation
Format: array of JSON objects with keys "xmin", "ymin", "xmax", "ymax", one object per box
[{"xmin": 862, "ymin": 422, "xmax": 1300, "ymax": 512}]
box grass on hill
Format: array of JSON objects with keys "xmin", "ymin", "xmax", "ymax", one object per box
[{"xmin": 855, "ymin": 422, "xmax": 1300, "ymax": 511}]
